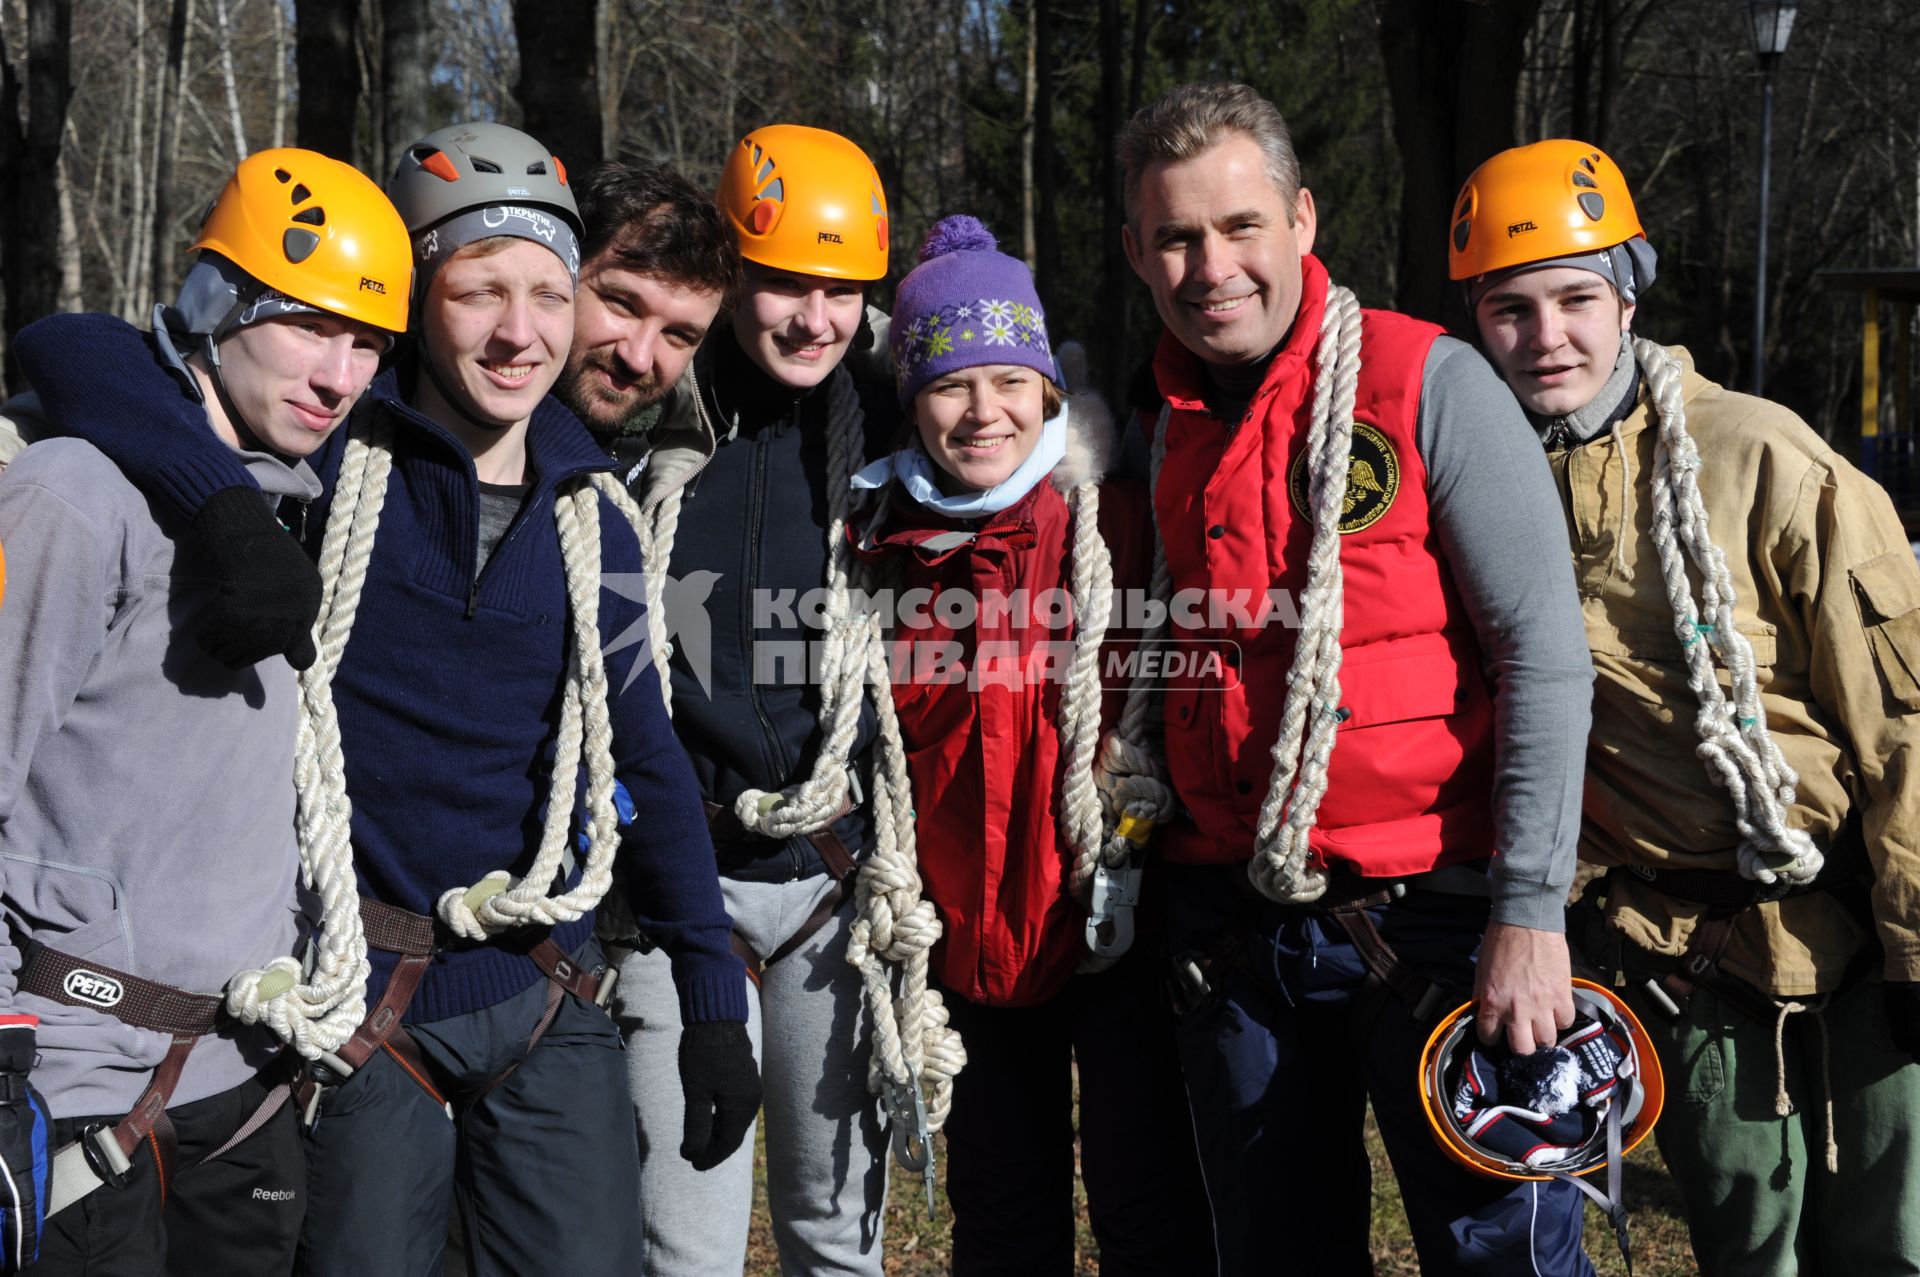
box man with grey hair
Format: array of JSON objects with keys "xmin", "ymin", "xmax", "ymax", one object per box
[{"xmin": 1119, "ymin": 81, "xmax": 1603, "ymax": 1273}]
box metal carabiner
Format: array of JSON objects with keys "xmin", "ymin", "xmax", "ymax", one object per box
[
  {"xmin": 884, "ymin": 1078, "xmax": 938, "ymax": 1218},
  {"xmin": 1085, "ymin": 860, "xmax": 1146, "ymax": 959}
]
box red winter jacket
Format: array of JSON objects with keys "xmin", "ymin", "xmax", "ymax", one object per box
[
  {"xmin": 1149, "ymin": 255, "xmax": 1498, "ymax": 878},
  {"xmin": 857, "ymin": 475, "xmax": 1153, "ymax": 1007}
]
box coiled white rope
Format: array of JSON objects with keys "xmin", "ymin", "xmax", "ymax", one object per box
[
  {"xmin": 1241, "ymin": 283, "xmax": 1364, "ymax": 905},
  {"xmin": 1633, "ymin": 339, "xmax": 1821, "ymax": 884},
  {"xmin": 614, "ymin": 365, "xmax": 962, "ymax": 1130},
  {"xmin": 228, "ymin": 411, "xmax": 634, "ymax": 1059}
]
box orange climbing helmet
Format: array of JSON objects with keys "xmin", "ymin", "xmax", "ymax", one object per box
[
  {"xmin": 192, "ymin": 147, "xmax": 412, "ymax": 335},
  {"xmin": 1418, "ymin": 977, "xmax": 1664, "ymax": 1184},
  {"xmin": 1419, "ymin": 978, "xmax": 1664, "ymax": 1270},
  {"xmin": 717, "ymin": 124, "xmax": 890, "ymax": 281},
  {"xmin": 1448, "ymin": 139, "xmax": 1648, "ymax": 291}
]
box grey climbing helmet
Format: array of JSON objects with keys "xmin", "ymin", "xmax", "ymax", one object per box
[
  {"xmin": 389, "ymin": 122, "xmax": 582, "ymax": 237},
  {"xmin": 389, "ymin": 122, "xmax": 585, "ymax": 292}
]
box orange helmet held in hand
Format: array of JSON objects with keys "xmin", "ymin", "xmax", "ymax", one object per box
[
  {"xmin": 717, "ymin": 124, "xmax": 890, "ymax": 281},
  {"xmin": 1418, "ymin": 977, "xmax": 1664, "ymax": 1268}
]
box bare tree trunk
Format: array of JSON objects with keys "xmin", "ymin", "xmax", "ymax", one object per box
[
  {"xmin": 717, "ymin": 17, "xmax": 737, "ymax": 163},
  {"xmin": 1127, "ymin": 0, "xmax": 1149, "ymax": 115},
  {"xmin": 71, "ymin": 115, "xmax": 125, "ymax": 302},
  {"xmin": 1, "ymin": 0, "xmax": 75, "ymax": 392},
  {"xmin": 362, "ymin": 0, "xmax": 383, "ymax": 181},
  {"xmin": 1021, "ymin": 0, "xmax": 1035, "ymax": 269},
  {"xmin": 1033, "ymin": 0, "xmax": 1057, "ymax": 303},
  {"xmin": 151, "ymin": 0, "xmax": 192, "ymax": 305},
  {"xmin": 295, "ymin": 0, "xmax": 360, "ymax": 162},
  {"xmin": 270, "ymin": 0, "xmax": 285, "ymax": 147},
  {"xmin": 380, "ymin": 0, "xmax": 430, "ymax": 176},
  {"xmin": 1095, "ymin": 0, "xmax": 1125, "ymax": 399},
  {"xmin": 1379, "ymin": 0, "xmax": 1542, "ymax": 324},
  {"xmin": 211, "ymin": 0, "xmax": 247, "ymax": 160},
  {"xmin": 123, "ymin": 0, "xmax": 150, "ymax": 320},
  {"xmin": 57, "ymin": 147, "xmax": 80, "ymax": 311},
  {"xmin": 596, "ymin": 0, "xmax": 618, "ymax": 159},
  {"xmin": 1570, "ymin": 0, "xmax": 1591, "ymax": 140},
  {"xmin": 513, "ymin": 0, "xmax": 603, "ymax": 167}
]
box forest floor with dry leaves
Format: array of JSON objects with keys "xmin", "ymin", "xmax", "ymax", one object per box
[{"xmin": 745, "ymin": 1105, "xmax": 1702, "ymax": 1275}]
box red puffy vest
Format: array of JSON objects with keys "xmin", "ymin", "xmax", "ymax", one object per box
[
  {"xmin": 859, "ymin": 480, "xmax": 1155, "ymax": 1007},
  {"xmin": 1152, "ymin": 256, "xmax": 1496, "ymax": 877}
]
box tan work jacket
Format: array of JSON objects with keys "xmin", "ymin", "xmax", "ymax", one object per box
[{"xmin": 1550, "ymin": 347, "xmax": 1920, "ymax": 996}]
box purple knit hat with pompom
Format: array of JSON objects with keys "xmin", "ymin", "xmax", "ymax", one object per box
[{"xmin": 890, "ymin": 214, "xmax": 1056, "ymax": 404}]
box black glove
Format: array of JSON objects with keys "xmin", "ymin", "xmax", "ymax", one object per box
[
  {"xmin": 0, "ymin": 1015, "xmax": 51, "ymax": 1274},
  {"xmin": 191, "ymin": 486, "xmax": 322, "ymax": 671},
  {"xmin": 1884, "ymin": 980, "xmax": 1920, "ymax": 1064},
  {"xmin": 678, "ymin": 1020, "xmax": 762, "ymax": 1172}
]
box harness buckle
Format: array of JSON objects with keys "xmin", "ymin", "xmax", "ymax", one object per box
[
  {"xmin": 81, "ymin": 1123, "xmax": 133, "ymax": 1190},
  {"xmin": 883, "ymin": 1078, "xmax": 938, "ymax": 1218},
  {"xmin": 1085, "ymin": 860, "xmax": 1145, "ymax": 959}
]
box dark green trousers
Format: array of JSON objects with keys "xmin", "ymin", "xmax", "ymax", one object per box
[{"xmin": 1622, "ymin": 979, "xmax": 1920, "ymax": 1276}]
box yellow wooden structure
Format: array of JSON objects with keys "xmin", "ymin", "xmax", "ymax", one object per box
[{"xmin": 1822, "ymin": 267, "xmax": 1920, "ymax": 528}]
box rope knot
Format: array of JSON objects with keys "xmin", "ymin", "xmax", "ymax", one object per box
[
  {"xmin": 437, "ymin": 870, "xmax": 514, "ymax": 941},
  {"xmin": 1737, "ymin": 828, "xmax": 1823, "ymax": 886}
]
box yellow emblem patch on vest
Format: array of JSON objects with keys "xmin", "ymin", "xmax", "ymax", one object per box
[{"xmin": 1287, "ymin": 422, "xmax": 1400, "ymax": 534}]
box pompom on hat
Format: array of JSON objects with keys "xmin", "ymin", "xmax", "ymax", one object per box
[{"xmin": 890, "ymin": 215, "xmax": 1057, "ymax": 404}]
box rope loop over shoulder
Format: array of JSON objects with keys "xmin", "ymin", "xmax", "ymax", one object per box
[
  {"xmin": 1243, "ymin": 283, "xmax": 1363, "ymax": 905},
  {"xmin": 435, "ymin": 476, "xmax": 625, "ymax": 938},
  {"xmin": 224, "ymin": 417, "xmax": 394, "ymax": 1057},
  {"xmin": 1632, "ymin": 338, "xmax": 1820, "ymax": 886}
]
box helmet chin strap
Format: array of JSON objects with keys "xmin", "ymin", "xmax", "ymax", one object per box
[
  {"xmin": 205, "ymin": 356, "xmax": 279, "ymax": 458},
  {"xmin": 200, "ymin": 290, "xmax": 283, "ymax": 460}
]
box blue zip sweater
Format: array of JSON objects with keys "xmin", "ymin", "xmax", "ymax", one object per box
[{"xmin": 14, "ymin": 313, "xmax": 748, "ymax": 1027}]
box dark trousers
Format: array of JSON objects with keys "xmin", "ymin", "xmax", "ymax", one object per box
[
  {"xmin": 1163, "ymin": 865, "xmax": 1596, "ymax": 1277},
  {"xmin": 32, "ymin": 1065, "xmax": 304, "ymax": 1277},
  {"xmin": 939, "ymin": 949, "xmax": 1215, "ymax": 1277},
  {"xmin": 299, "ymin": 941, "xmax": 641, "ymax": 1277}
]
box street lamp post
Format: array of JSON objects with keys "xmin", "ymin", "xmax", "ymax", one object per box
[{"xmin": 1746, "ymin": 0, "xmax": 1797, "ymax": 398}]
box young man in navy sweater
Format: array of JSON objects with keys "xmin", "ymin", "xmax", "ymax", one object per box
[{"xmin": 13, "ymin": 123, "xmax": 758, "ymax": 1275}]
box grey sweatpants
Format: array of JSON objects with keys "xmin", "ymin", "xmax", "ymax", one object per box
[{"xmin": 612, "ymin": 873, "xmax": 889, "ymax": 1276}]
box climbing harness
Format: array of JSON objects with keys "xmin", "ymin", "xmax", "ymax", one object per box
[
  {"xmin": 18, "ymin": 941, "xmax": 291, "ymax": 1217},
  {"xmin": 293, "ymin": 896, "xmax": 614, "ymax": 1120}
]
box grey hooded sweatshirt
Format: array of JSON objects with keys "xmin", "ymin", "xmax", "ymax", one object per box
[{"xmin": 0, "ymin": 415, "xmax": 319, "ymax": 1121}]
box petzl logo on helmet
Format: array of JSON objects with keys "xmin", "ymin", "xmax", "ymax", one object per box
[
  {"xmin": 1507, "ymin": 220, "xmax": 1538, "ymax": 237},
  {"xmin": 63, "ymin": 968, "xmax": 124, "ymax": 1009},
  {"xmin": 1288, "ymin": 422, "xmax": 1400, "ymax": 534},
  {"xmin": 817, "ymin": 231, "xmax": 844, "ymax": 244},
  {"xmin": 359, "ymin": 276, "xmax": 387, "ymax": 294}
]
